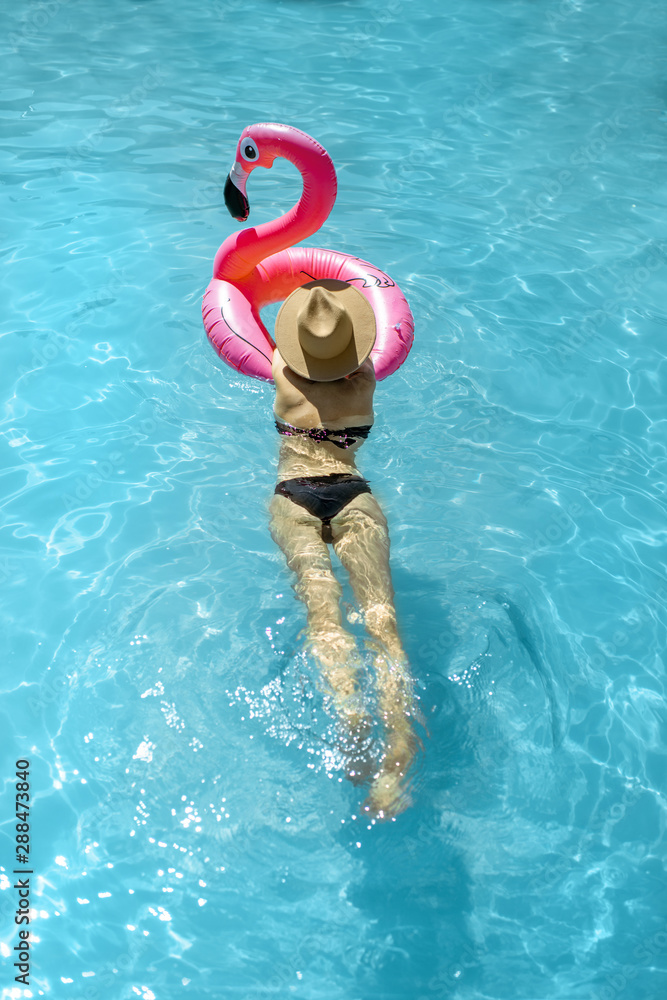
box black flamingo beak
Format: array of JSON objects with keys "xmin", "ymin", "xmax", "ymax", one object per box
[{"xmin": 224, "ymin": 166, "xmax": 250, "ymax": 222}]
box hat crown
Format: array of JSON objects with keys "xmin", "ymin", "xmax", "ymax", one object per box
[{"xmin": 296, "ymin": 287, "xmax": 353, "ymax": 360}]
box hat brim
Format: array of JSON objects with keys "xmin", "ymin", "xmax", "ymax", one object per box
[{"xmin": 274, "ymin": 279, "xmax": 376, "ymax": 381}]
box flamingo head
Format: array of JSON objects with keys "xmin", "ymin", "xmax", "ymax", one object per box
[{"xmin": 224, "ymin": 124, "xmax": 280, "ymax": 222}]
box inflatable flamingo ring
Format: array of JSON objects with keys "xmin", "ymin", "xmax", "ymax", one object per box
[{"xmin": 202, "ymin": 122, "xmax": 414, "ymax": 382}]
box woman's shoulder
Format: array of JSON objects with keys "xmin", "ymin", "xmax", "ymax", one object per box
[
  {"xmin": 273, "ymin": 349, "xmax": 305, "ymax": 397},
  {"xmin": 345, "ymin": 358, "xmax": 376, "ymax": 385},
  {"xmin": 272, "ymin": 348, "xmax": 290, "ymax": 381}
]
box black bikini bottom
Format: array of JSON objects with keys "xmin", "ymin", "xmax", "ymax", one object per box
[{"xmin": 275, "ymin": 474, "xmax": 372, "ymax": 543}]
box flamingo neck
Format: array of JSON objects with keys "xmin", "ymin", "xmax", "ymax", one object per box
[{"xmin": 214, "ymin": 138, "xmax": 337, "ymax": 282}]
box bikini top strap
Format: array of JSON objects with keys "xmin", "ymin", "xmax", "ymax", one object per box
[{"xmin": 274, "ymin": 420, "xmax": 372, "ymax": 450}]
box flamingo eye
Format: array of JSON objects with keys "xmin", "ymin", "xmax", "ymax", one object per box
[{"xmin": 241, "ymin": 138, "xmax": 259, "ymax": 162}]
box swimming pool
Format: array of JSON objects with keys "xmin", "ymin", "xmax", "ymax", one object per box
[{"xmin": 1, "ymin": 0, "xmax": 666, "ymax": 997}]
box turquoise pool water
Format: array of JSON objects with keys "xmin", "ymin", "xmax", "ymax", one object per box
[{"xmin": 1, "ymin": 0, "xmax": 666, "ymax": 997}]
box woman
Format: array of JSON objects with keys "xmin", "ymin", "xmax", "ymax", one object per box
[{"xmin": 269, "ymin": 278, "xmax": 421, "ymax": 819}]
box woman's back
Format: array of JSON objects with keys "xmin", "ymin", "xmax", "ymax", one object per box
[
  {"xmin": 273, "ymin": 349, "xmax": 376, "ymax": 477},
  {"xmin": 273, "ymin": 350, "xmax": 375, "ymax": 428}
]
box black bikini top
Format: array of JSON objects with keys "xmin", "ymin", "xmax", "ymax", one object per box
[{"xmin": 275, "ymin": 419, "xmax": 372, "ymax": 451}]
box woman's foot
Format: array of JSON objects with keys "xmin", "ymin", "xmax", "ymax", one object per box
[
  {"xmin": 337, "ymin": 712, "xmax": 377, "ymax": 786},
  {"xmin": 363, "ymin": 769, "xmax": 412, "ymax": 818},
  {"xmin": 322, "ymin": 667, "xmax": 377, "ymax": 785},
  {"xmin": 362, "ymin": 721, "xmax": 416, "ymax": 819},
  {"xmin": 307, "ymin": 629, "xmax": 378, "ymax": 782}
]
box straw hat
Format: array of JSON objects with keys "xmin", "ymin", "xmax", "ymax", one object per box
[{"xmin": 274, "ymin": 279, "xmax": 376, "ymax": 381}]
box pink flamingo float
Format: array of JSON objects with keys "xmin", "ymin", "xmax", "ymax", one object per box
[{"xmin": 202, "ymin": 122, "xmax": 414, "ymax": 382}]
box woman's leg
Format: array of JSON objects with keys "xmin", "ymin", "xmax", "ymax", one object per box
[
  {"xmin": 269, "ymin": 494, "xmax": 367, "ymax": 734},
  {"xmin": 330, "ymin": 492, "xmax": 404, "ymax": 661},
  {"xmin": 331, "ymin": 494, "xmax": 421, "ymax": 817}
]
